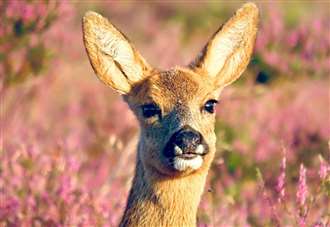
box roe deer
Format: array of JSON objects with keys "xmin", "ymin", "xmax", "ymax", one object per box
[{"xmin": 82, "ymin": 3, "xmax": 258, "ymax": 227}]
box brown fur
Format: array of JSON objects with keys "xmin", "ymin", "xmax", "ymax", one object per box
[{"xmin": 82, "ymin": 3, "xmax": 259, "ymax": 227}]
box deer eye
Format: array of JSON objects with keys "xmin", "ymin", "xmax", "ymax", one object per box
[
  {"xmin": 203, "ymin": 99, "xmax": 218, "ymax": 114},
  {"xmin": 141, "ymin": 103, "xmax": 161, "ymax": 119}
]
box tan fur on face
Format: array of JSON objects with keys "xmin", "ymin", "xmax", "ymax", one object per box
[
  {"xmin": 125, "ymin": 68, "xmax": 218, "ymax": 177},
  {"xmin": 82, "ymin": 3, "xmax": 259, "ymax": 227}
]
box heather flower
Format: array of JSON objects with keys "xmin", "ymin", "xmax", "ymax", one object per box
[
  {"xmin": 318, "ymin": 155, "xmax": 329, "ymax": 180},
  {"xmin": 298, "ymin": 218, "xmax": 307, "ymax": 227},
  {"xmin": 276, "ymin": 149, "xmax": 287, "ymax": 202},
  {"xmin": 255, "ymin": 4, "xmax": 330, "ymax": 76},
  {"xmin": 312, "ymin": 222, "xmax": 324, "ymax": 227},
  {"xmin": 296, "ymin": 164, "xmax": 308, "ymax": 227},
  {"xmin": 21, "ymin": 4, "xmax": 35, "ymax": 22},
  {"xmin": 297, "ymin": 164, "xmax": 308, "ymax": 207},
  {"xmin": 0, "ymin": 196, "xmax": 19, "ymax": 220}
]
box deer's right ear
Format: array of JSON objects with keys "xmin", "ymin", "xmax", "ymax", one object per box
[{"xmin": 82, "ymin": 11, "xmax": 151, "ymax": 94}]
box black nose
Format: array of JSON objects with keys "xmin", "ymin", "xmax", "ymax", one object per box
[
  {"xmin": 173, "ymin": 126, "xmax": 202, "ymax": 152},
  {"xmin": 163, "ymin": 125, "xmax": 204, "ymax": 158}
]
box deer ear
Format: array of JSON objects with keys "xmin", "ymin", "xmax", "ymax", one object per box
[
  {"xmin": 189, "ymin": 3, "xmax": 259, "ymax": 87},
  {"xmin": 82, "ymin": 11, "xmax": 151, "ymax": 94}
]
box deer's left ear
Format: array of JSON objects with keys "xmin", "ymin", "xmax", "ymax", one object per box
[{"xmin": 189, "ymin": 3, "xmax": 259, "ymax": 88}]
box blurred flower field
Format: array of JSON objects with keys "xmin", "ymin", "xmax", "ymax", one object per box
[{"xmin": 0, "ymin": 1, "xmax": 329, "ymax": 226}]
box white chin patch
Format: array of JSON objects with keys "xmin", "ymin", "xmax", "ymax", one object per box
[
  {"xmin": 173, "ymin": 156, "xmax": 203, "ymax": 171},
  {"xmin": 195, "ymin": 144, "xmax": 204, "ymax": 154}
]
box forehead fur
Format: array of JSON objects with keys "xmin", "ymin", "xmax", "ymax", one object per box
[{"xmin": 128, "ymin": 68, "xmax": 216, "ymax": 107}]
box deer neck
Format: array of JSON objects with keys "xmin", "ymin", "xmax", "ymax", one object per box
[{"xmin": 119, "ymin": 146, "xmax": 210, "ymax": 227}]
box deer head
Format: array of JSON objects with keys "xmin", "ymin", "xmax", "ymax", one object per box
[{"xmin": 82, "ymin": 3, "xmax": 259, "ymax": 178}]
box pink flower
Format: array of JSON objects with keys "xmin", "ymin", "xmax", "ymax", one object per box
[
  {"xmin": 318, "ymin": 155, "xmax": 329, "ymax": 180},
  {"xmin": 298, "ymin": 218, "xmax": 306, "ymax": 227},
  {"xmin": 312, "ymin": 222, "xmax": 324, "ymax": 227},
  {"xmin": 296, "ymin": 164, "xmax": 308, "ymax": 207},
  {"xmin": 22, "ymin": 4, "xmax": 35, "ymax": 22},
  {"xmin": 5, "ymin": 0, "xmax": 21, "ymax": 18},
  {"xmin": 276, "ymin": 151, "xmax": 286, "ymax": 202},
  {"xmin": 0, "ymin": 196, "xmax": 19, "ymax": 219},
  {"xmin": 287, "ymin": 32, "xmax": 299, "ymax": 48},
  {"xmin": 296, "ymin": 164, "xmax": 308, "ymax": 227}
]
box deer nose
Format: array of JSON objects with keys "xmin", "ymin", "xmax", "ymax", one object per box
[
  {"xmin": 163, "ymin": 125, "xmax": 207, "ymax": 159},
  {"xmin": 173, "ymin": 126, "xmax": 202, "ymax": 153}
]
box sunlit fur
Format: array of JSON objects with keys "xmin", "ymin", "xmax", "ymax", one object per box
[{"xmin": 82, "ymin": 3, "xmax": 258, "ymax": 227}]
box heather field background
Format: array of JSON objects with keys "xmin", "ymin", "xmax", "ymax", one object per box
[{"xmin": 1, "ymin": 1, "xmax": 330, "ymax": 226}]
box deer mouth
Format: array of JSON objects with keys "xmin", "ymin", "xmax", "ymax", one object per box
[
  {"xmin": 179, "ymin": 153, "xmax": 199, "ymax": 159},
  {"xmin": 163, "ymin": 144, "xmax": 208, "ymax": 171},
  {"xmin": 172, "ymin": 144, "xmax": 206, "ymax": 159},
  {"xmin": 171, "ymin": 153, "xmax": 204, "ymax": 171},
  {"xmin": 164, "ymin": 143, "xmax": 208, "ymax": 158}
]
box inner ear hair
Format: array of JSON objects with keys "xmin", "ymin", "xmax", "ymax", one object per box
[
  {"xmin": 189, "ymin": 2, "xmax": 259, "ymax": 88},
  {"xmin": 82, "ymin": 11, "xmax": 151, "ymax": 94}
]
